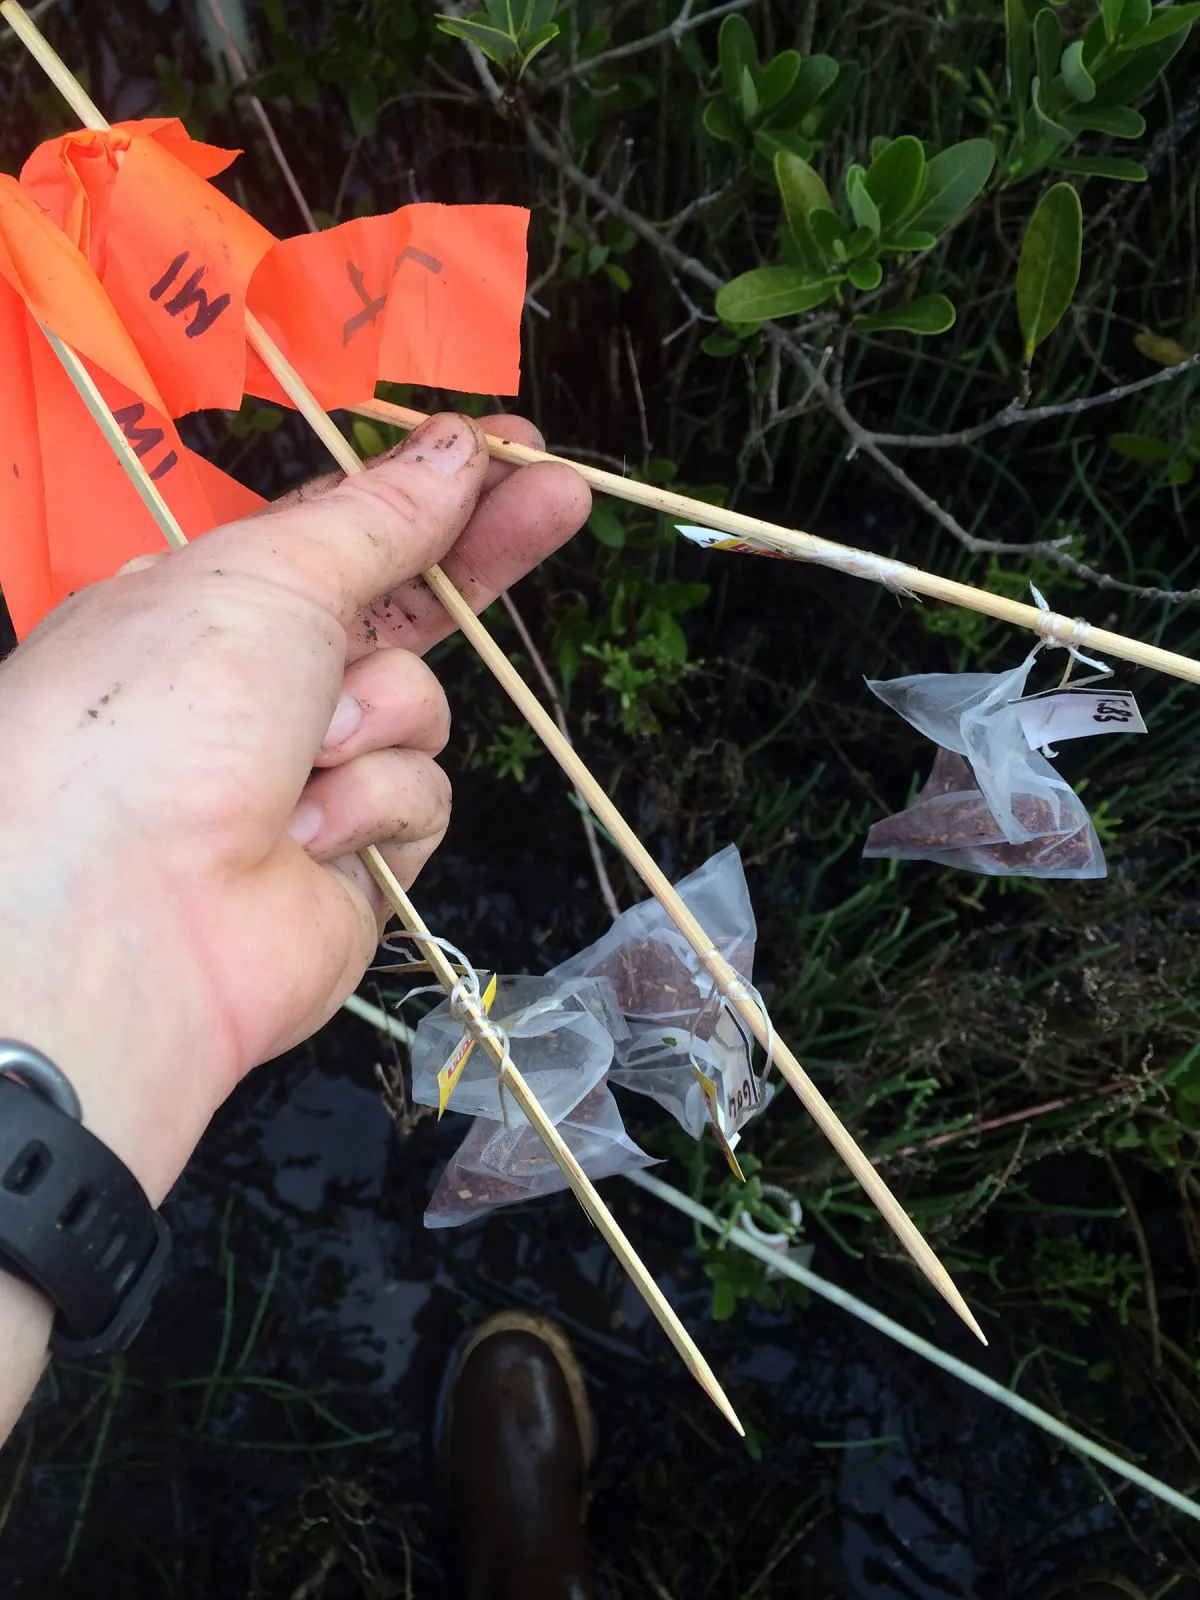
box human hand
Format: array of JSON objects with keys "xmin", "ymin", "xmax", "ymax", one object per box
[{"xmin": 0, "ymin": 412, "xmax": 589, "ymax": 1206}]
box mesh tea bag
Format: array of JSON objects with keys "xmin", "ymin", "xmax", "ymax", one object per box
[
  {"xmin": 864, "ymin": 655, "xmax": 1106, "ymax": 879},
  {"xmin": 411, "ymin": 973, "xmax": 628, "ymax": 1125},
  {"xmin": 424, "ymin": 1082, "xmax": 656, "ymax": 1228},
  {"xmin": 549, "ymin": 846, "xmax": 762, "ymax": 1139},
  {"xmin": 414, "ymin": 974, "xmax": 655, "ymax": 1228}
]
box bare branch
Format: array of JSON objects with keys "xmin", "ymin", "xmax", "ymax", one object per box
[
  {"xmin": 537, "ymin": 0, "xmax": 760, "ymax": 91},
  {"xmin": 866, "ymin": 355, "xmax": 1200, "ymax": 450}
]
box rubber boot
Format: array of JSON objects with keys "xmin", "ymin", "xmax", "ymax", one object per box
[{"xmin": 444, "ymin": 1311, "xmax": 598, "ymax": 1600}]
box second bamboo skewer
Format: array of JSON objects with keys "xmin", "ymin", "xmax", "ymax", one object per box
[
  {"xmin": 5, "ymin": 0, "xmax": 982, "ymax": 1343},
  {"xmin": 353, "ymin": 397, "xmax": 1200, "ymax": 690}
]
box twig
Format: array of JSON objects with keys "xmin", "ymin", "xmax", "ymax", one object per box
[
  {"xmin": 1105, "ymin": 1153, "xmax": 1163, "ymax": 1375},
  {"xmin": 623, "ymin": 325, "xmax": 651, "ymax": 462},
  {"xmin": 628, "ymin": 1168, "xmax": 1200, "ymax": 1527},
  {"xmin": 866, "ymin": 355, "xmax": 1200, "ymax": 449},
  {"xmin": 202, "ymin": 0, "xmax": 318, "ymax": 234},
  {"xmin": 537, "ymin": 0, "xmax": 759, "ymax": 90},
  {"xmin": 498, "ymin": 590, "xmax": 621, "ymax": 922},
  {"xmin": 886, "ymin": 1074, "xmax": 1156, "ymax": 1159}
]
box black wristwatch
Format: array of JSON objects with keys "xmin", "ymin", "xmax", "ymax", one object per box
[{"xmin": 0, "ymin": 1041, "xmax": 171, "ymax": 1358}]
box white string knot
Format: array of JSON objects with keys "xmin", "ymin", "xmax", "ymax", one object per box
[
  {"xmin": 395, "ymin": 933, "xmax": 515, "ymax": 1111},
  {"xmin": 1029, "ymin": 584, "xmax": 1112, "ymax": 680}
]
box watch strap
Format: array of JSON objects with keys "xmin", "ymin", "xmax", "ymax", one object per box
[{"xmin": 0, "ymin": 1069, "xmax": 171, "ymax": 1358}]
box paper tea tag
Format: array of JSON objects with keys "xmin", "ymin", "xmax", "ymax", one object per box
[
  {"xmin": 676, "ymin": 523, "xmax": 786, "ymax": 560},
  {"xmin": 437, "ymin": 972, "xmax": 498, "ymax": 1118},
  {"xmin": 692, "ymin": 1062, "xmax": 746, "ymax": 1181},
  {"xmin": 1016, "ymin": 688, "xmax": 1146, "ymax": 748}
]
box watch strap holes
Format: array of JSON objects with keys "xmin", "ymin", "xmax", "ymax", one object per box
[{"xmin": 4, "ymin": 1139, "xmax": 52, "ymax": 1195}]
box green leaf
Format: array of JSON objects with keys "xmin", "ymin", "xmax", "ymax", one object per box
[
  {"xmin": 768, "ymin": 52, "xmax": 839, "ymax": 125},
  {"xmin": 700, "ymin": 331, "xmax": 742, "ymax": 356},
  {"xmin": 1061, "ymin": 39, "xmax": 1096, "ymax": 101},
  {"xmin": 715, "ymin": 267, "xmax": 842, "ymax": 321},
  {"xmin": 864, "ymin": 134, "xmax": 926, "ymax": 230},
  {"xmin": 347, "ymin": 78, "xmax": 378, "ymax": 137},
  {"xmin": 739, "ymin": 63, "xmax": 759, "ymax": 123},
  {"xmin": 1016, "ymin": 181, "xmax": 1082, "ymax": 362},
  {"xmin": 809, "ymin": 208, "xmax": 851, "ymax": 258},
  {"xmin": 846, "ymin": 166, "xmax": 881, "ymax": 234},
  {"xmin": 846, "ymin": 223, "xmax": 877, "ymax": 256},
  {"xmin": 847, "ymin": 257, "xmax": 883, "ymax": 291},
  {"xmin": 774, "ymin": 150, "xmax": 835, "ymax": 272},
  {"xmin": 1108, "ymin": 431, "xmax": 1171, "ymax": 462},
  {"xmin": 718, "ymin": 12, "xmax": 758, "ymax": 102},
  {"xmin": 1091, "ymin": 29, "xmax": 1190, "ymax": 102},
  {"xmin": 353, "ymin": 419, "xmax": 387, "ymax": 458},
  {"xmin": 519, "ymin": 22, "xmax": 559, "ymax": 74},
  {"xmin": 886, "ymin": 227, "xmax": 938, "ymax": 251},
  {"xmin": 604, "ymin": 262, "xmax": 631, "ymax": 291},
  {"xmin": 854, "ymin": 294, "xmax": 956, "ymax": 334},
  {"xmin": 754, "ymin": 127, "xmax": 816, "ymax": 163},
  {"xmin": 588, "ymin": 503, "xmax": 626, "ymax": 549},
  {"xmin": 703, "ymin": 96, "xmax": 745, "ymax": 145},
  {"xmin": 1117, "ymin": 0, "xmax": 1153, "ymax": 33},
  {"xmin": 757, "ymin": 50, "xmax": 801, "ymax": 111},
  {"xmin": 1051, "ymin": 154, "xmax": 1148, "ymax": 180},
  {"xmin": 712, "ymin": 1279, "xmax": 738, "ymax": 1321},
  {"xmin": 1169, "ymin": 458, "xmax": 1194, "ymax": 485},
  {"xmin": 1102, "ymin": 0, "xmax": 1125, "ymax": 39},
  {"xmin": 264, "ymin": 0, "xmax": 287, "ymax": 31},
  {"xmin": 1122, "ymin": 2, "xmax": 1200, "ymax": 47},
  {"xmin": 1029, "ymin": 75, "xmax": 1071, "ymax": 141},
  {"xmin": 1034, "ymin": 6, "xmax": 1062, "ymax": 80},
  {"xmin": 1005, "ymin": 0, "xmax": 1031, "ymax": 122},
  {"xmin": 1061, "ymin": 104, "xmax": 1146, "ymax": 136},
  {"xmin": 809, "ymin": 60, "xmax": 860, "ymax": 138},
  {"xmin": 909, "ymin": 139, "xmax": 996, "ymax": 234},
  {"xmin": 436, "ymin": 17, "xmax": 516, "ymax": 64}
]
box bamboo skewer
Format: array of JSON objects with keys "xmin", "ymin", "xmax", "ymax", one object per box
[
  {"xmin": 32, "ymin": 320, "xmax": 744, "ymax": 1437},
  {"xmin": 6, "ymin": 0, "xmax": 984, "ymax": 1344},
  {"xmin": 354, "ymin": 397, "xmax": 1200, "ymax": 689}
]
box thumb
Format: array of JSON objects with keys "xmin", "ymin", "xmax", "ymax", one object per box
[{"xmin": 183, "ymin": 413, "xmax": 491, "ymax": 629}]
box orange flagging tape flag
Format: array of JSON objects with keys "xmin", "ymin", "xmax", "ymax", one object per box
[
  {"xmin": 22, "ymin": 119, "xmax": 276, "ymax": 416},
  {"xmin": 0, "ymin": 174, "xmax": 263, "ymax": 638},
  {"xmin": 22, "ymin": 120, "xmax": 529, "ymax": 416},
  {"xmin": 245, "ymin": 203, "xmax": 529, "ymax": 408}
]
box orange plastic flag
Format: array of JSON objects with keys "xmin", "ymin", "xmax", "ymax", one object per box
[
  {"xmin": 244, "ymin": 204, "xmax": 529, "ymax": 408},
  {"xmin": 22, "ymin": 119, "xmax": 275, "ymax": 416},
  {"xmin": 0, "ymin": 174, "xmax": 264, "ymax": 638},
  {"xmin": 23, "ymin": 119, "xmax": 529, "ymax": 416}
]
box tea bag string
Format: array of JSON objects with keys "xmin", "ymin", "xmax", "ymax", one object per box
[
  {"xmin": 696, "ymin": 948, "xmax": 776, "ymax": 1091},
  {"xmin": 1028, "ymin": 585, "xmax": 1114, "ymax": 685},
  {"xmin": 394, "ymin": 934, "xmax": 515, "ymax": 1111}
]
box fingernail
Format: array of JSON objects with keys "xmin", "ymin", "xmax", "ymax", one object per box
[
  {"xmin": 287, "ymin": 798, "xmax": 324, "ymax": 847},
  {"xmin": 400, "ymin": 414, "xmax": 476, "ymax": 476},
  {"xmin": 321, "ymin": 691, "xmax": 362, "ymax": 751}
]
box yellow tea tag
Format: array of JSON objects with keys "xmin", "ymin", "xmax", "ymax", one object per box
[
  {"xmin": 437, "ymin": 972, "xmax": 498, "ymax": 1118},
  {"xmin": 692, "ymin": 1062, "xmax": 746, "ymax": 1183}
]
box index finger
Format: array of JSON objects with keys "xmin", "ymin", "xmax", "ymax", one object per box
[{"xmin": 184, "ymin": 413, "xmax": 490, "ymax": 631}]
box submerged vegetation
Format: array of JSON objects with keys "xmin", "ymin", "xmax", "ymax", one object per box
[{"xmin": 3, "ymin": 0, "xmax": 1200, "ymax": 1591}]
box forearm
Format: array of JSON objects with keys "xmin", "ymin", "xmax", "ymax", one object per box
[{"xmin": 0, "ymin": 1275, "xmax": 54, "ymax": 1442}]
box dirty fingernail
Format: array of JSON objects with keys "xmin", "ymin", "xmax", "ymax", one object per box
[
  {"xmin": 400, "ymin": 414, "xmax": 476, "ymax": 475},
  {"xmin": 287, "ymin": 798, "xmax": 324, "ymax": 847},
  {"xmin": 321, "ymin": 691, "xmax": 362, "ymax": 751}
]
